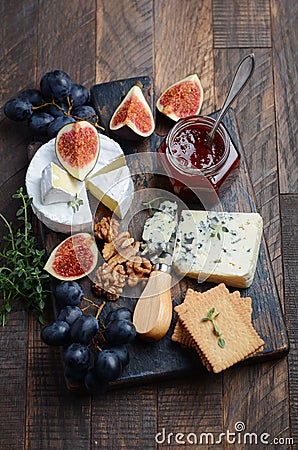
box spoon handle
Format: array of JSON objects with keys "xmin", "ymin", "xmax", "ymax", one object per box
[{"xmin": 207, "ymin": 53, "xmax": 255, "ymax": 147}]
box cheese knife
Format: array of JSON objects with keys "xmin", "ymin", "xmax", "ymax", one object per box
[{"xmin": 133, "ymin": 227, "xmax": 177, "ymax": 341}]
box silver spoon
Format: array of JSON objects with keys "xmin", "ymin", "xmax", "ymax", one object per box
[{"xmin": 205, "ymin": 53, "xmax": 255, "ymax": 149}]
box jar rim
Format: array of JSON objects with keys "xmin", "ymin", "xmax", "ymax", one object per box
[{"xmin": 166, "ymin": 115, "xmax": 230, "ymax": 176}]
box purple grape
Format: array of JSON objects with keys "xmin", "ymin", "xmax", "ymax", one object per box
[
  {"xmin": 104, "ymin": 319, "xmax": 136, "ymax": 346},
  {"xmin": 28, "ymin": 112, "xmax": 54, "ymax": 137},
  {"xmin": 63, "ymin": 343, "xmax": 91, "ymax": 369},
  {"xmin": 57, "ymin": 305, "xmax": 82, "ymax": 325},
  {"xmin": 18, "ymin": 89, "xmax": 43, "ymax": 106},
  {"xmin": 40, "ymin": 70, "xmax": 72, "ymax": 101},
  {"xmin": 72, "ymin": 105, "xmax": 97, "ymax": 122},
  {"xmin": 70, "ymin": 84, "xmax": 89, "ymax": 107},
  {"xmin": 105, "ymin": 307, "xmax": 132, "ymax": 325},
  {"xmin": 55, "ymin": 281, "xmax": 83, "ymax": 307},
  {"xmin": 95, "ymin": 350, "xmax": 122, "ymax": 381},
  {"xmin": 47, "ymin": 115, "xmax": 76, "ymax": 138},
  {"xmin": 4, "ymin": 98, "xmax": 33, "ymax": 121},
  {"xmin": 41, "ymin": 320, "xmax": 70, "ymax": 346},
  {"xmin": 70, "ymin": 315, "xmax": 99, "ymax": 345},
  {"xmin": 84, "ymin": 368, "xmax": 108, "ymax": 394}
]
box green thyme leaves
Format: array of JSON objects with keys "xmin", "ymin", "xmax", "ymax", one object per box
[
  {"xmin": 67, "ymin": 193, "xmax": 84, "ymax": 213},
  {"xmin": 202, "ymin": 307, "xmax": 225, "ymax": 349},
  {"xmin": 0, "ymin": 187, "xmax": 50, "ymax": 326}
]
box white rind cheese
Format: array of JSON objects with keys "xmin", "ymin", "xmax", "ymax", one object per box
[
  {"xmin": 142, "ymin": 200, "xmax": 177, "ymax": 255},
  {"xmin": 173, "ymin": 210, "xmax": 263, "ymax": 288},
  {"xmin": 41, "ymin": 162, "xmax": 81, "ymax": 205},
  {"xmin": 86, "ymin": 164, "xmax": 134, "ymax": 219},
  {"xmin": 25, "ymin": 134, "xmax": 131, "ymax": 233}
]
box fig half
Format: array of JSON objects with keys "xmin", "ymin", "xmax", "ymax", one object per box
[
  {"xmin": 44, "ymin": 233, "xmax": 98, "ymax": 281},
  {"xmin": 156, "ymin": 74, "xmax": 204, "ymax": 121},
  {"xmin": 110, "ymin": 84, "xmax": 155, "ymax": 140},
  {"xmin": 56, "ymin": 121, "xmax": 100, "ymax": 181}
]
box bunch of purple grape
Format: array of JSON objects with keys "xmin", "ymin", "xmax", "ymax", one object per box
[
  {"xmin": 41, "ymin": 281, "xmax": 136, "ymax": 395},
  {"xmin": 4, "ymin": 70, "xmax": 100, "ymax": 139}
]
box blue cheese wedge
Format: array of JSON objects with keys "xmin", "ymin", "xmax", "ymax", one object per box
[
  {"xmin": 173, "ymin": 210, "xmax": 263, "ymax": 288},
  {"xmin": 142, "ymin": 200, "xmax": 177, "ymax": 255},
  {"xmin": 41, "ymin": 162, "xmax": 81, "ymax": 204},
  {"xmin": 86, "ymin": 164, "xmax": 134, "ymax": 219}
]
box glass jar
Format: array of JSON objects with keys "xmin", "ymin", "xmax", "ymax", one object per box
[{"xmin": 158, "ymin": 115, "xmax": 240, "ymax": 205}]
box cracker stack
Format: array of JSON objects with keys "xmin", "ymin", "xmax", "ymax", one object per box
[{"xmin": 172, "ymin": 283, "xmax": 264, "ymax": 373}]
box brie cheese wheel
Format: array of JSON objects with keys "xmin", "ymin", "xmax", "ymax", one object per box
[
  {"xmin": 41, "ymin": 162, "xmax": 81, "ymax": 205},
  {"xmin": 86, "ymin": 164, "xmax": 134, "ymax": 219},
  {"xmin": 26, "ymin": 134, "xmax": 128, "ymax": 233},
  {"xmin": 173, "ymin": 210, "xmax": 263, "ymax": 288}
]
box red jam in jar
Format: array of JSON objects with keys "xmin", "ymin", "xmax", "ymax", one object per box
[{"xmin": 158, "ymin": 115, "xmax": 240, "ymax": 205}]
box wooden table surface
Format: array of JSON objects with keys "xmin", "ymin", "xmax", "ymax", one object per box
[{"xmin": 0, "ymin": 1, "xmax": 297, "ymax": 449}]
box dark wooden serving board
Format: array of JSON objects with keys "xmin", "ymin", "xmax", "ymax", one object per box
[{"xmin": 29, "ymin": 76, "xmax": 289, "ymax": 390}]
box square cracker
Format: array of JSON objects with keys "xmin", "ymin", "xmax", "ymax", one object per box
[
  {"xmin": 172, "ymin": 285, "xmax": 251, "ymax": 347},
  {"xmin": 174, "ymin": 284, "xmax": 264, "ymax": 373}
]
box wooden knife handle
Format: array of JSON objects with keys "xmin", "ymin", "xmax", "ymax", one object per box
[{"xmin": 133, "ymin": 270, "xmax": 172, "ymax": 341}]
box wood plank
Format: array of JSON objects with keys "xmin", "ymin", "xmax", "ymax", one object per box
[
  {"xmin": 0, "ymin": 1, "xmax": 38, "ymax": 449},
  {"xmin": 281, "ymin": 194, "xmax": 298, "ymax": 445},
  {"xmin": 214, "ymin": 49, "xmax": 291, "ymax": 449},
  {"xmin": 24, "ymin": 2, "xmax": 96, "ymax": 449},
  {"xmin": 223, "ymin": 361, "xmax": 291, "ymax": 449},
  {"xmin": 26, "ymin": 302, "xmax": 91, "ymax": 450},
  {"xmin": 214, "ymin": 49, "xmax": 283, "ymax": 301},
  {"xmin": 37, "ymin": 0, "xmax": 96, "ymax": 89},
  {"xmin": 157, "ymin": 377, "xmax": 223, "ymax": 449},
  {"xmin": 96, "ymin": 0, "xmax": 153, "ymax": 82},
  {"xmin": 92, "ymin": 2, "xmax": 157, "ymax": 449},
  {"xmin": 153, "ymin": 0, "xmax": 224, "ymax": 443},
  {"xmin": 0, "ymin": 0, "xmax": 38, "ymax": 121},
  {"xmin": 91, "ymin": 386, "xmax": 157, "ymax": 449},
  {"xmin": 271, "ymin": 0, "xmax": 298, "ymax": 193},
  {"xmin": 154, "ymin": 0, "xmax": 214, "ymax": 117},
  {"xmin": 213, "ymin": 0, "xmax": 271, "ymax": 48},
  {"xmin": 0, "ymin": 310, "xmax": 28, "ymax": 450}
]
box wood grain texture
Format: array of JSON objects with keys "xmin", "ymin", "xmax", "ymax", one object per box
[
  {"xmin": 213, "ymin": 0, "xmax": 271, "ymax": 48},
  {"xmin": 96, "ymin": 0, "xmax": 153, "ymax": 82},
  {"xmin": 223, "ymin": 360, "xmax": 291, "ymax": 449},
  {"xmin": 0, "ymin": 311, "xmax": 28, "ymax": 450},
  {"xmin": 0, "ymin": 1, "xmax": 38, "ymax": 448},
  {"xmin": 26, "ymin": 310, "xmax": 91, "ymax": 450},
  {"xmin": 153, "ymin": 0, "xmax": 224, "ymax": 443},
  {"xmin": 281, "ymin": 194, "xmax": 298, "ymax": 446},
  {"xmin": 0, "ymin": 0, "xmax": 38, "ymax": 121},
  {"xmin": 91, "ymin": 386, "xmax": 157, "ymax": 449},
  {"xmin": 157, "ymin": 376, "xmax": 223, "ymax": 449},
  {"xmin": 214, "ymin": 49, "xmax": 283, "ymax": 301},
  {"xmin": 214, "ymin": 49, "xmax": 290, "ymax": 449},
  {"xmin": 271, "ymin": 0, "xmax": 298, "ymax": 193},
  {"xmin": 154, "ymin": 0, "xmax": 214, "ymax": 116},
  {"xmin": 37, "ymin": 0, "xmax": 96, "ymax": 88}
]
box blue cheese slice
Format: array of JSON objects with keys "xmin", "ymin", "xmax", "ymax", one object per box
[
  {"xmin": 86, "ymin": 165, "xmax": 134, "ymax": 219},
  {"xmin": 173, "ymin": 210, "xmax": 263, "ymax": 288},
  {"xmin": 142, "ymin": 200, "xmax": 177, "ymax": 255},
  {"xmin": 41, "ymin": 162, "xmax": 81, "ymax": 204}
]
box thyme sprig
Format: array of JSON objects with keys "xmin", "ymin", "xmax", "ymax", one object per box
[
  {"xmin": 202, "ymin": 307, "xmax": 225, "ymax": 349},
  {"xmin": 0, "ymin": 188, "xmax": 50, "ymax": 326},
  {"xmin": 67, "ymin": 193, "xmax": 84, "ymax": 213}
]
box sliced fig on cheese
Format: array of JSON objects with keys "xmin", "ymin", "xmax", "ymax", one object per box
[
  {"xmin": 110, "ymin": 83, "xmax": 155, "ymax": 141},
  {"xmin": 56, "ymin": 121, "xmax": 100, "ymax": 181},
  {"xmin": 44, "ymin": 233, "xmax": 98, "ymax": 281}
]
